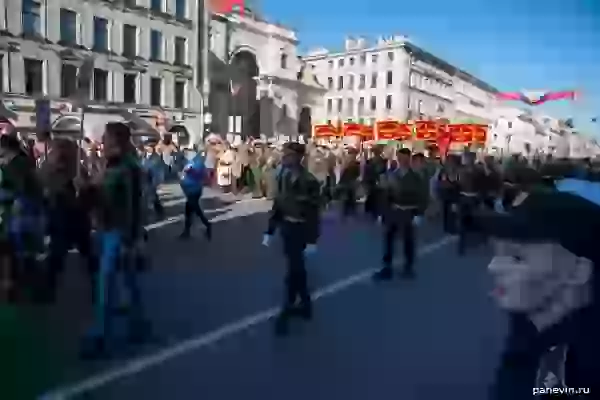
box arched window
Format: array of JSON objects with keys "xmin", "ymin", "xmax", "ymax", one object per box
[{"xmin": 280, "ymin": 53, "xmax": 288, "ymax": 69}]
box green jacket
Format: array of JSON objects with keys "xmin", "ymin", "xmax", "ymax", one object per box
[
  {"xmin": 266, "ymin": 167, "xmax": 321, "ymax": 244},
  {"xmin": 381, "ymin": 168, "xmax": 428, "ymax": 215},
  {"xmin": 99, "ymin": 154, "xmax": 143, "ymax": 241}
]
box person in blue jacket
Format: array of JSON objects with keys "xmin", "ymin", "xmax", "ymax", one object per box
[{"xmin": 179, "ymin": 146, "xmax": 212, "ymax": 239}]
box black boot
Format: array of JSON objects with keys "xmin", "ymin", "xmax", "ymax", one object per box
[
  {"xmin": 372, "ymin": 266, "xmax": 393, "ymax": 281},
  {"xmin": 298, "ymin": 300, "xmax": 312, "ymax": 320},
  {"xmin": 290, "ymin": 298, "xmax": 312, "ymax": 320}
]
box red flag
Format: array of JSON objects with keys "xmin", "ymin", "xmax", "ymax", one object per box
[
  {"xmin": 207, "ymin": 0, "xmax": 245, "ymax": 15},
  {"xmin": 496, "ymin": 90, "xmax": 577, "ymax": 105},
  {"xmin": 436, "ymin": 125, "xmax": 452, "ymax": 158},
  {"xmin": 496, "ymin": 92, "xmax": 522, "ymax": 101}
]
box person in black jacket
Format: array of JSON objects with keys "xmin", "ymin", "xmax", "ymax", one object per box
[
  {"xmin": 40, "ymin": 138, "xmax": 97, "ymax": 303},
  {"xmin": 262, "ymin": 142, "xmax": 322, "ymax": 336},
  {"xmin": 373, "ymin": 148, "xmax": 427, "ymax": 281}
]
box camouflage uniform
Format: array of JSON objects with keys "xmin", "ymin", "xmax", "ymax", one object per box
[
  {"xmin": 265, "ymin": 143, "xmax": 321, "ymax": 335},
  {"xmin": 374, "ymin": 159, "xmax": 427, "ymax": 280}
]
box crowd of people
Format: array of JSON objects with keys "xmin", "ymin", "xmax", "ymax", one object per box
[{"xmin": 1, "ymin": 124, "xmax": 599, "ymax": 398}]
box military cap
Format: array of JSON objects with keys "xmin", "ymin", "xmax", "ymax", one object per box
[{"xmin": 478, "ymin": 189, "xmax": 600, "ymax": 264}]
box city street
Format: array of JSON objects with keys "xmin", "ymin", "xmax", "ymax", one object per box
[{"xmin": 30, "ymin": 186, "xmax": 508, "ymax": 400}]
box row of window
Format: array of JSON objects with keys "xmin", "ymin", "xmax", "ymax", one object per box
[
  {"xmin": 8, "ymin": 56, "xmax": 187, "ymax": 108},
  {"xmin": 22, "ymin": 0, "xmax": 189, "ymax": 37},
  {"xmin": 327, "ymin": 71, "xmax": 394, "ymax": 91},
  {"xmin": 409, "ymin": 73, "xmax": 452, "ymax": 98},
  {"xmin": 61, "ymin": 10, "xmax": 188, "ymax": 64},
  {"xmin": 22, "ymin": 4, "xmax": 188, "ymax": 65},
  {"xmin": 326, "ymin": 51, "xmax": 395, "ymax": 69},
  {"xmin": 326, "ymin": 95, "xmax": 394, "ymax": 114},
  {"xmin": 150, "ymin": 0, "xmax": 188, "ymax": 17}
]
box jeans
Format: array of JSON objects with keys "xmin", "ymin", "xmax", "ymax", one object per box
[{"xmin": 90, "ymin": 231, "xmax": 144, "ymax": 340}]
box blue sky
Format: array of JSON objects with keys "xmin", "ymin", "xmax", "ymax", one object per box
[{"xmin": 258, "ymin": 0, "xmax": 600, "ymax": 136}]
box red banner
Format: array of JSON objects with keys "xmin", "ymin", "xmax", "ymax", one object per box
[
  {"xmin": 313, "ymin": 124, "xmax": 338, "ymax": 137},
  {"xmin": 472, "ymin": 124, "xmax": 487, "ymax": 143},
  {"xmin": 376, "ymin": 120, "xmax": 400, "ymax": 139},
  {"xmin": 414, "ymin": 121, "xmax": 438, "ymax": 141},
  {"xmin": 397, "ymin": 123, "xmax": 413, "ymax": 140},
  {"xmin": 448, "ymin": 124, "xmax": 474, "ymax": 143},
  {"xmin": 316, "ymin": 120, "xmax": 487, "ymax": 142},
  {"xmin": 361, "ymin": 125, "xmax": 374, "ymax": 138},
  {"xmin": 343, "ymin": 123, "xmax": 362, "ymax": 136}
]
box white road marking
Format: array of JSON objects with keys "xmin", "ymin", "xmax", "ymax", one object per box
[
  {"xmin": 67, "ymin": 197, "xmax": 269, "ymax": 253},
  {"xmin": 40, "ymin": 236, "xmax": 454, "ymax": 400},
  {"xmin": 160, "ymin": 198, "xmax": 186, "ymax": 208},
  {"xmin": 146, "ymin": 197, "xmax": 265, "ymax": 230}
]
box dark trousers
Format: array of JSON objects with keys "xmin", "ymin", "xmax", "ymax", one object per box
[
  {"xmin": 364, "ymin": 187, "xmax": 380, "ymax": 219},
  {"xmin": 341, "ymin": 187, "xmax": 357, "ymax": 217},
  {"xmin": 457, "ymin": 195, "xmax": 481, "ymax": 254},
  {"xmin": 441, "ymin": 198, "xmax": 457, "ymax": 233},
  {"xmin": 280, "ymin": 221, "xmax": 310, "ymax": 309},
  {"xmin": 322, "ymin": 175, "xmax": 335, "ymax": 205},
  {"xmin": 46, "ymin": 206, "xmax": 97, "ymax": 302},
  {"xmin": 382, "ymin": 209, "xmax": 416, "ymax": 271},
  {"xmin": 183, "ymin": 193, "xmax": 210, "ymax": 233}
]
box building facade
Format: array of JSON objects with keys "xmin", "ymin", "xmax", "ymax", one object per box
[
  {"xmin": 569, "ymin": 131, "xmax": 599, "ymax": 159},
  {"xmin": 205, "ymin": 10, "xmax": 325, "ymax": 140},
  {"xmin": 0, "ymin": 0, "xmax": 202, "ymax": 144},
  {"xmin": 487, "ymin": 109, "xmax": 578, "ymax": 158},
  {"xmin": 303, "ymin": 36, "xmax": 499, "ymax": 128}
]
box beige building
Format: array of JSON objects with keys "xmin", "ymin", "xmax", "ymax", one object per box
[
  {"xmin": 205, "ymin": 9, "xmax": 325, "ymax": 140},
  {"xmin": 302, "ymin": 36, "xmax": 499, "ymax": 127},
  {"xmin": 0, "ymin": 0, "xmax": 201, "ymax": 144}
]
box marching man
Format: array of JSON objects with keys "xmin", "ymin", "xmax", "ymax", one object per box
[{"xmin": 262, "ymin": 142, "xmax": 321, "ymax": 336}]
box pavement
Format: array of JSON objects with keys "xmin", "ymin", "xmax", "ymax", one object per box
[{"xmin": 4, "ymin": 183, "xmax": 509, "ymax": 400}]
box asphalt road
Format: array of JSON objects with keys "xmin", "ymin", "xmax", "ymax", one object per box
[{"xmin": 12, "ymin": 185, "xmax": 508, "ymax": 400}]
